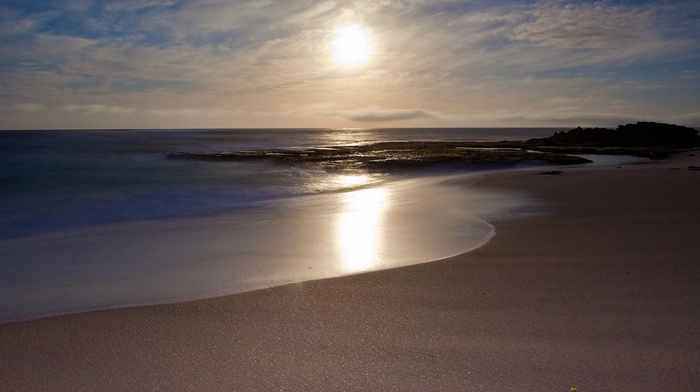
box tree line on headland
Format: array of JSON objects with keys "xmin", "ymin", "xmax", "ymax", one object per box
[
  {"xmin": 525, "ymin": 122, "xmax": 699, "ymax": 159},
  {"xmin": 531, "ymin": 122, "xmax": 699, "ymax": 148}
]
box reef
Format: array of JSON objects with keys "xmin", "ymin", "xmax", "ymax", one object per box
[
  {"xmin": 167, "ymin": 122, "xmax": 698, "ymax": 171},
  {"xmin": 168, "ymin": 141, "xmax": 591, "ymax": 172}
]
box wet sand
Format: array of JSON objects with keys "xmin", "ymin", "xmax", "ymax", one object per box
[{"xmin": 1, "ymin": 152, "xmax": 699, "ymax": 391}]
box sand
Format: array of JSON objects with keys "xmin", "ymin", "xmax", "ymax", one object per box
[{"xmin": 1, "ymin": 151, "xmax": 699, "ymax": 391}]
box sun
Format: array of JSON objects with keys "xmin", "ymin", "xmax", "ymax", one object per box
[{"xmin": 332, "ymin": 25, "xmax": 372, "ymax": 66}]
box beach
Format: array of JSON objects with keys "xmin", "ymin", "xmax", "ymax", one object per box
[{"xmin": 1, "ymin": 152, "xmax": 698, "ymax": 391}]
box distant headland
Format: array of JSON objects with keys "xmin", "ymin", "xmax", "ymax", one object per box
[{"xmin": 532, "ymin": 122, "xmax": 699, "ymax": 147}]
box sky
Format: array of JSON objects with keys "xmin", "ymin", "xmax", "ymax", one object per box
[{"xmin": 0, "ymin": 0, "xmax": 699, "ymax": 129}]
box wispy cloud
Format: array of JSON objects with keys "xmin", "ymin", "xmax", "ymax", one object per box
[
  {"xmin": 61, "ymin": 104, "xmax": 137, "ymax": 115},
  {"xmin": 346, "ymin": 107, "xmax": 437, "ymax": 122},
  {"xmin": 510, "ymin": 1, "xmax": 653, "ymax": 49},
  {"xmin": 12, "ymin": 103, "xmax": 44, "ymax": 112}
]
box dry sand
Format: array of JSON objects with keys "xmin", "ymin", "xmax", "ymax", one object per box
[{"xmin": 1, "ymin": 152, "xmax": 699, "ymax": 391}]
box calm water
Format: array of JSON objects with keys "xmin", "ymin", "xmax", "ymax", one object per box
[
  {"xmin": 0, "ymin": 128, "xmax": 560, "ymax": 321},
  {"xmin": 0, "ymin": 128, "xmax": 558, "ymax": 239}
]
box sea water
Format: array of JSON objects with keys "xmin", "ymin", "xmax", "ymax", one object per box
[{"xmin": 0, "ymin": 128, "xmax": 557, "ymax": 321}]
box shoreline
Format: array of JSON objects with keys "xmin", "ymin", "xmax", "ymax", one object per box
[
  {"xmin": 1, "ymin": 151, "xmax": 699, "ymax": 390},
  {"xmin": 0, "ymin": 170, "xmax": 523, "ymax": 324}
]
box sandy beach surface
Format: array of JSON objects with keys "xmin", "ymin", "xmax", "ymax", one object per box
[{"xmin": 1, "ymin": 152, "xmax": 699, "ymax": 391}]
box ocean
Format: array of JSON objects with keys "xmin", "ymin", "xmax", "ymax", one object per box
[
  {"xmin": 0, "ymin": 128, "xmax": 561, "ymax": 321},
  {"xmin": 0, "ymin": 128, "xmax": 562, "ymax": 239}
]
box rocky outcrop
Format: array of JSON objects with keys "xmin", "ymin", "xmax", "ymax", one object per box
[
  {"xmin": 530, "ymin": 122, "xmax": 699, "ymax": 148},
  {"xmin": 526, "ymin": 122, "xmax": 698, "ymax": 159},
  {"xmin": 168, "ymin": 141, "xmax": 592, "ymax": 172}
]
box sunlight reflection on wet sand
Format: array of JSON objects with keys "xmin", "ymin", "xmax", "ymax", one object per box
[
  {"xmin": 337, "ymin": 187, "xmax": 389, "ymax": 272},
  {"xmin": 0, "ymin": 171, "xmax": 530, "ymax": 322}
]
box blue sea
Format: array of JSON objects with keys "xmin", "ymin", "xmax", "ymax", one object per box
[{"xmin": 0, "ymin": 128, "xmax": 564, "ymax": 321}]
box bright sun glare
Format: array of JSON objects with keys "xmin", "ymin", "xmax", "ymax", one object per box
[{"xmin": 332, "ymin": 25, "xmax": 372, "ymax": 66}]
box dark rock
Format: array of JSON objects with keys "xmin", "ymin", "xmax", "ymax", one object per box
[
  {"xmin": 528, "ymin": 122, "xmax": 699, "ymax": 148},
  {"xmin": 167, "ymin": 141, "xmax": 591, "ymax": 173}
]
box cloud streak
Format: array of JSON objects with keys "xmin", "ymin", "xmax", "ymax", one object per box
[{"xmin": 346, "ymin": 107, "xmax": 437, "ymax": 122}]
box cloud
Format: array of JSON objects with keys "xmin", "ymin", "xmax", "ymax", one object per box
[
  {"xmin": 0, "ymin": 7, "xmax": 40, "ymax": 38},
  {"xmin": 454, "ymin": 108, "xmax": 645, "ymax": 128},
  {"xmin": 12, "ymin": 103, "xmax": 44, "ymax": 112},
  {"xmin": 510, "ymin": 1, "xmax": 652, "ymax": 49},
  {"xmin": 61, "ymin": 104, "xmax": 136, "ymax": 115},
  {"xmin": 346, "ymin": 107, "xmax": 436, "ymax": 122},
  {"xmin": 671, "ymin": 112, "xmax": 700, "ymax": 128}
]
